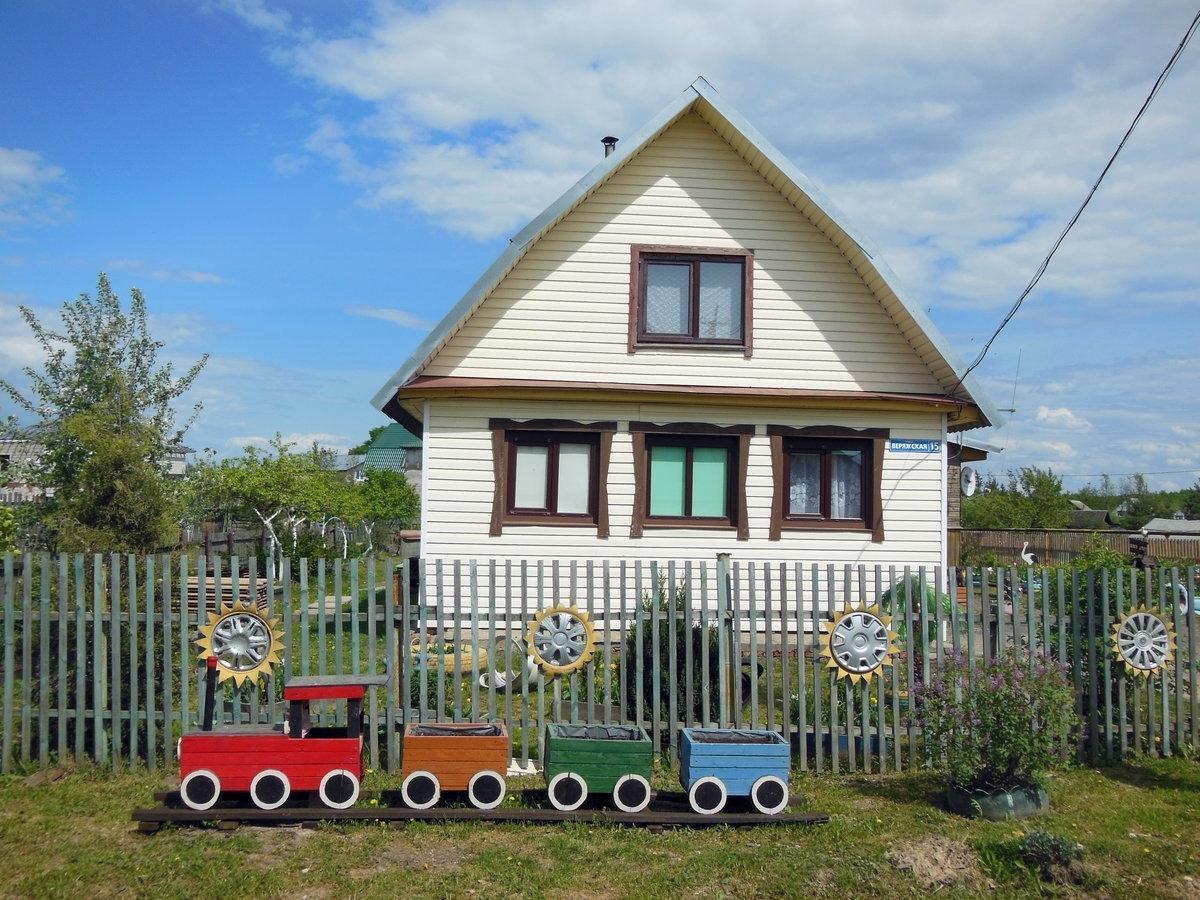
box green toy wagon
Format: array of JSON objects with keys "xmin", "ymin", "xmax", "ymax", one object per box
[{"xmin": 543, "ymin": 724, "xmax": 653, "ymax": 812}]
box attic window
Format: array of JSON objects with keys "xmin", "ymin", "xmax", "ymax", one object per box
[{"xmin": 628, "ymin": 245, "xmax": 753, "ymax": 356}]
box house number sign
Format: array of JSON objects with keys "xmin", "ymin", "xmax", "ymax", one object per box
[{"xmin": 887, "ymin": 439, "xmax": 942, "ymax": 454}]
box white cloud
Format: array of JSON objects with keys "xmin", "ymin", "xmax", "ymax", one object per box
[
  {"xmin": 227, "ymin": 431, "xmax": 351, "ymax": 453},
  {"xmin": 209, "ymin": 0, "xmax": 292, "ymax": 35},
  {"xmin": 345, "ymin": 305, "xmax": 433, "ymax": 330},
  {"xmin": 106, "ymin": 258, "xmax": 225, "ymax": 284},
  {"xmin": 0, "ymin": 298, "xmax": 44, "ymax": 374},
  {"xmin": 0, "ymin": 147, "xmax": 68, "ymax": 227},
  {"xmin": 1035, "ymin": 405, "xmax": 1093, "ymax": 431},
  {"xmin": 272, "ymin": 152, "xmax": 309, "ymax": 176}
]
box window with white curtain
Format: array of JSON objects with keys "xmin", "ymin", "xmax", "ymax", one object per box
[
  {"xmin": 635, "ymin": 249, "xmax": 748, "ymax": 346},
  {"xmin": 783, "ymin": 438, "xmax": 870, "ymax": 524},
  {"xmin": 506, "ymin": 431, "xmax": 598, "ymax": 520}
]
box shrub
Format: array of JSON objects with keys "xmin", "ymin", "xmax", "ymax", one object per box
[
  {"xmin": 1017, "ymin": 829, "xmax": 1083, "ymax": 875},
  {"xmin": 880, "ymin": 574, "xmax": 955, "ymax": 644},
  {"xmin": 912, "ymin": 648, "xmax": 1075, "ymax": 791}
]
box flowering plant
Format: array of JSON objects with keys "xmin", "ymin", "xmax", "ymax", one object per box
[{"xmin": 912, "ymin": 648, "xmax": 1075, "ymax": 790}]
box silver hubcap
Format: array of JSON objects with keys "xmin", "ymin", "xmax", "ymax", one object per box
[
  {"xmin": 831, "ymin": 611, "xmax": 890, "ymax": 674},
  {"xmin": 1118, "ymin": 612, "xmax": 1170, "ymax": 671},
  {"xmin": 532, "ymin": 613, "xmax": 587, "ymax": 667},
  {"xmin": 212, "ymin": 613, "xmax": 271, "ymax": 671}
]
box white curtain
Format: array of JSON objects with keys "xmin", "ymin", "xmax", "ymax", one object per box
[
  {"xmin": 788, "ymin": 452, "xmax": 821, "ymax": 515},
  {"xmin": 831, "ymin": 450, "xmax": 862, "ymax": 519}
]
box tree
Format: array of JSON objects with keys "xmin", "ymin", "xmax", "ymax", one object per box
[
  {"xmin": 962, "ymin": 466, "xmax": 1072, "ymax": 529},
  {"xmin": 0, "ymin": 506, "xmax": 14, "ymax": 554},
  {"xmin": 358, "ymin": 467, "xmax": 419, "ymax": 553},
  {"xmin": 0, "ymin": 274, "xmax": 208, "ymax": 548},
  {"xmin": 349, "ymin": 425, "xmax": 388, "ymax": 455},
  {"xmin": 1182, "ymin": 481, "xmax": 1200, "ymax": 521},
  {"xmin": 47, "ymin": 403, "xmax": 178, "ymax": 553}
]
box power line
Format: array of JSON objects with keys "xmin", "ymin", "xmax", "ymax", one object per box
[{"xmin": 950, "ymin": 7, "xmax": 1200, "ymax": 401}]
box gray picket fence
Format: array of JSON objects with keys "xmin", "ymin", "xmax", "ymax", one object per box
[{"xmin": 1, "ymin": 553, "xmax": 1197, "ymax": 775}]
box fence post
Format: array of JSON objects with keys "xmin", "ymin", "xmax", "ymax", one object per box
[{"xmin": 716, "ymin": 553, "xmax": 732, "ymax": 727}]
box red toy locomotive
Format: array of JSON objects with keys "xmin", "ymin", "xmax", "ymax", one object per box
[{"xmin": 178, "ymin": 657, "xmax": 387, "ymax": 811}]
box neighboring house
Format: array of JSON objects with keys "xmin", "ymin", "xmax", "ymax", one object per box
[
  {"xmin": 165, "ymin": 444, "xmax": 194, "ymax": 478},
  {"xmin": 1142, "ymin": 518, "xmax": 1200, "ymax": 539},
  {"xmin": 370, "ymin": 79, "xmax": 998, "ymax": 578},
  {"xmin": 1068, "ymin": 500, "xmax": 1118, "ymax": 530},
  {"xmin": 0, "ymin": 438, "xmax": 47, "ymax": 505},
  {"xmin": 1112, "ymin": 499, "xmax": 1132, "ymax": 518},
  {"xmin": 330, "ymin": 453, "xmax": 368, "ymax": 483},
  {"xmin": 947, "ymin": 435, "xmax": 1000, "ymax": 530},
  {"xmin": 363, "ymin": 424, "xmax": 422, "ymax": 491}
]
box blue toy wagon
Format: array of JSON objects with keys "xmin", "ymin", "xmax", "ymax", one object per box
[{"xmin": 679, "ymin": 728, "xmax": 790, "ymax": 815}]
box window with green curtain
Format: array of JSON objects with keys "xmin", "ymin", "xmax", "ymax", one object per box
[
  {"xmin": 691, "ymin": 446, "xmax": 728, "ymax": 516},
  {"xmin": 649, "ymin": 445, "xmax": 686, "ymax": 516}
]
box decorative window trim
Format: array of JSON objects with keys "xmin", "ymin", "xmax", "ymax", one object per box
[
  {"xmin": 627, "ymin": 245, "xmax": 753, "ymax": 358},
  {"xmin": 630, "ymin": 422, "xmax": 750, "ymax": 540},
  {"xmin": 488, "ymin": 419, "xmax": 616, "ymax": 537},
  {"xmin": 767, "ymin": 425, "xmax": 887, "ymax": 542}
]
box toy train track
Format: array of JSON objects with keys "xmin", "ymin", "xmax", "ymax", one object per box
[{"xmin": 133, "ymin": 789, "xmax": 829, "ymax": 831}]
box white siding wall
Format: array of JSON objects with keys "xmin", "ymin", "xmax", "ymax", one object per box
[
  {"xmin": 422, "ymin": 113, "xmax": 942, "ymax": 394},
  {"xmin": 423, "ymin": 397, "xmax": 946, "ymax": 576}
]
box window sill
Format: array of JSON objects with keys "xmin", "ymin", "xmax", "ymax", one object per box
[
  {"xmin": 501, "ymin": 516, "xmax": 599, "ymax": 528},
  {"xmin": 778, "ymin": 519, "xmax": 871, "ymax": 533},
  {"xmin": 631, "ymin": 342, "xmax": 747, "ymax": 353},
  {"xmin": 643, "ymin": 519, "xmax": 738, "ymax": 531}
]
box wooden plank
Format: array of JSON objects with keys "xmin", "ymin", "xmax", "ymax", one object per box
[
  {"xmin": 747, "ymin": 562, "xmax": 759, "ymax": 729},
  {"xmin": 282, "ymin": 558, "xmax": 293, "ymax": 683},
  {"xmin": 488, "ymin": 560, "xmax": 498, "ymax": 724},
  {"xmin": 39, "ymin": 553, "xmax": 50, "ymax": 767},
  {"xmin": 351, "ymin": 559, "xmax": 361, "ymax": 677},
  {"xmin": 384, "ymin": 558, "xmax": 398, "ymax": 772},
  {"xmin": 1056, "ymin": 570, "xmax": 1069, "ymax": 757},
  {"xmin": 299, "ymin": 563, "xmax": 310, "ymax": 677},
  {"xmin": 715, "ymin": 558, "xmax": 728, "ymax": 728},
  {"xmin": 161, "ymin": 554, "xmax": 172, "ymax": 765},
  {"xmin": 519, "ymin": 560, "xmax": 530, "ymax": 766},
  {"xmin": 1189, "ymin": 566, "xmax": 1198, "ymax": 755},
  {"xmin": 826, "ymin": 563, "xmax": 838, "ymax": 774},
  {"xmin": 650, "ymin": 561, "xmax": 662, "ymax": 754},
  {"xmin": 469, "ymin": 561, "xmax": 481, "ymax": 721},
  {"xmin": 842, "ymin": 565, "xmax": 854, "ymax": 773},
  {"xmin": 811, "ymin": 564, "xmax": 823, "ymax": 772},
  {"xmin": 889, "ymin": 565, "xmax": 900, "ymax": 772},
  {"xmin": 132, "ymin": 802, "xmax": 830, "ymax": 828},
  {"xmin": 1129, "ymin": 570, "xmax": 1141, "ymax": 755},
  {"xmin": 795, "ymin": 562, "xmax": 807, "ymax": 771},
  {"xmin": 368, "ymin": 560, "xmax": 379, "ymax": 770},
  {"xmin": 197, "ymin": 556, "xmax": 210, "ymax": 733},
  {"xmin": 178, "ymin": 556, "xmax": 189, "ymax": 739},
  {"xmin": 503, "ymin": 560, "xmax": 514, "ymax": 739},
  {"xmin": 95, "ymin": 555, "xmax": 107, "ymax": 764},
  {"xmin": 127, "ymin": 554, "xmax": 138, "ymax": 764},
  {"xmin": 435, "ymin": 560, "xmax": 446, "ymax": 722},
  {"xmin": 333, "ymin": 558, "xmax": 344, "ymax": 678},
  {"xmin": 1071, "ymin": 569, "xmax": 1084, "ymax": 760},
  {"xmin": 56, "ymin": 554, "xmax": 68, "ymax": 762},
  {"xmin": 699, "ymin": 563, "xmax": 710, "ymax": 728},
  {"xmin": 2, "ymin": 554, "xmax": 14, "ymax": 773},
  {"xmin": 603, "ymin": 561, "xmax": 614, "ymax": 727},
  {"xmin": 247, "ymin": 557, "xmax": 258, "ymax": 725},
  {"xmin": 731, "ymin": 563, "xmax": 742, "ymax": 729},
  {"xmin": 1172, "ymin": 567, "xmax": 1184, "ymax": 754},
  {"xmin": 1116, "ymin": 569, "xmax": 1128, "ymax": 759},
  {"xmin": 1145, "ymin": 570, "xmax": 1157, "ymax": 756},
  {"xmin": 873, "ymin": 565, "xmax": 885, "ymax": 772},
  {"xmin": 145, "ymin": 555, "xmax": 156, "ymax": 772},
  {"xmin": 857, "ymin": 564, "xmax": 869, "ymax": 774},
  {"xmin": 1086, "ymin": 570, "xmax": 1099, "ymax": 765},
  {"xmin": 635, "ymin": 561, "xmax": 646, "ymax": 730},
  {"xmin": 1101, "ymin": 570, "xmax": 1113, "ymax": 763},
  {"xmin": 903, "ymin": 566, "xmax": 916, "ymax": 770},
  {"xmin": 317, "ymin": 559, "xmax": 328, "ymax": 687},
  {"xmin": 535, "ymin": 561, "xmax": 545, "ymax": 762},
  {"xmin": 453, "ymin": 560, "xmax": 463, "ymax": 723},
  {"xmin": 778, "ymin": 564, "xmax": 791, "ymax": 751},
  {"xmin": 765, "ymin": 565, "xmax": 777, "ymax": 735},
  {"xmin": 667, "ymin": 560, "xmax": 678, "ymax": 759},
  {"xmin": 74, "ymin": 556, "xmax": 86, "ymax": 765},
  {"xmin": 110, "ymin": 554, "xmax": 122, "ymax": 768},
  {"xmin": 1157, "ymin": 569, "xmax": 1169, "ymax": 755},
  {"xmin": 20, "ymin": 553, "xmax": 31, "ymax": 765}
]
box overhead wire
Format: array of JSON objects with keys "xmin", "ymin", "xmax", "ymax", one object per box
[{"xmin": 949, "ymin": 7, "xmax": 1200, "ymax": 402}]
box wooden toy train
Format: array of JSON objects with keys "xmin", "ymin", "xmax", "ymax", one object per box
[{"xmin": 176, "ymin": 663, "xmax": 793, "ymax": 817}]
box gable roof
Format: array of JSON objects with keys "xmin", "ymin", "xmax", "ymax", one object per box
[
  {"xmin": 368, "ymin": 423, "xmax": 421, "ymax": 450},
  {"xmin": 371, "ymin": 77, "xmax": 1000, "ymax": 431}
]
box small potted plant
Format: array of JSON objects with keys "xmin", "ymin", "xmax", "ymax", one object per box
[{"xmin": 913, "ymin": 648, "xmax": 1075, "ymax": 820}]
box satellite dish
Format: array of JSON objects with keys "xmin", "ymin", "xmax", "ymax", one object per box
[{"xmin": 960, "ymin": 466, "xmax": 979, "ymax": 497}]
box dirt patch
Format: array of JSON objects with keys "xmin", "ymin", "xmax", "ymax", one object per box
[{"xmin": 886, "ymin": 836, "xmax": 991, "ymax": 890}]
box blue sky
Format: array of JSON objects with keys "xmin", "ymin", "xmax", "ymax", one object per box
[{"xmin": 2, "ymin": 1, "xmax": 1198, "ymax": 489}]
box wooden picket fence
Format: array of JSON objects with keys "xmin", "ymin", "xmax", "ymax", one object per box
[{"xmin": 0, "ymin": 553, "xmax": 1197, "ymax": 775}]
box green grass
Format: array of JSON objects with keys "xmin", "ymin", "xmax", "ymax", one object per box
[{"xmin": 1, "ymin": 757, "xmax": 1198, "ymax": 898}]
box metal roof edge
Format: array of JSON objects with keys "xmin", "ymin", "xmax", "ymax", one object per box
[{"xmin": 370, "ymin": 85, "xmax": 703, "ymax": 412}]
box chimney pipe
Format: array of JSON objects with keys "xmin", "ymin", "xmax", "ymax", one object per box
[{"xmin": 602, "ymin": 136, "xmax": 618, "ymax": 157}]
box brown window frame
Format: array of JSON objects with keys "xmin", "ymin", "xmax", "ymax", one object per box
[
  {"xmin": 628, "ymin": 245, "xmax": 753, "ymax": 357},
  {"xmin": 505, "ymin": 430, "xmax": 599, "ymax": 521},
  {"xmin": 629, "ymin": 422, "xmax": 751, "ymax": 540},
  {"xmin": 488, "ymin": 419, "xmax": 616, "ymax": 537},
  {"xmin": 767, "ymin": 425, "xmax": 887, "ymax": 542}
]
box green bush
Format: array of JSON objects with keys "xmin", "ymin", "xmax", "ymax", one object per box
[
  {"xmin": 1017, "ymin": 829, "xmax": 1083, "ymax": 875},
  {"xmin": 912, "ymin": 648, "xmax": 1076, "ymax": 791},
  {"xmin": 880, "ymin": 574, "xmax": 955, "ymax": 644}
]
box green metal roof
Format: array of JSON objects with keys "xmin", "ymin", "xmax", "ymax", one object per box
[{"xmin": 368, "ymin": 423, "xmax": 421, "ymax": 450}]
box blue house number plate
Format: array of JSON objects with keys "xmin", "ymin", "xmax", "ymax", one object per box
[{"xmin": 888, "ymin": 439, "xmax": 941, "ymax": 454}]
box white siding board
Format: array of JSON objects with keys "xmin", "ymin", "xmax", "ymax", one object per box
[{"xmin": 422, "ymin": 113, "xmax": 944, "ymax": 396}]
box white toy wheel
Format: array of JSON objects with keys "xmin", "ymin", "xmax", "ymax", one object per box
[
  {"xmin": 318, "ymin": 769, "xmax": 360, "ymax": 809},
  {"xmin": 250, "ymin": 769, "xmax": 291, "ymax": 810},
  {"xmin": 467, "ymin": 770, "xmax": 507, "ymax": 810},
  {"xmin": 750, "ymin": 775, "xmax": 789, "ymax": 815},
  {"xmin": 688, "ymin": 776, "xmax": 727, "ymax": 815},
  {"xmin": 180, "ymin": 769, "xmax": 221, "ymax": 811},
  {"xmin": 401, "ymin": 770, "xmax": 441, "ymax": 810},
  {"xmin": 612, "ymin": 773, "xmax": 651, "ymax": 813},
  {"xmin": 547, "ymin": 772, "xmax": 588, "ymax": 811}
]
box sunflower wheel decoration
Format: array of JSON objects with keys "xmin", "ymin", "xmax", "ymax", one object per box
[
  {"xmin": 526, "ymin": 604, "xmax": 598, "ymax": 676},
  {"xmin": 820, "ymin": 604, "xmax": 899, "ymax": 684},
  {"xmin": 1111, "ymin": 606, "xmax": 1175, "ymax": 677},
  {"xmin": 196, "ymin": 600, "xmax": 285, "ymax": 687}
]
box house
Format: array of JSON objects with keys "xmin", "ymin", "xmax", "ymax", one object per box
[
  {"xmin": 330, "ymin": 453, "xmax": 368, "ymax": 483},
  {"xmin": 362, "ymin": 424, "xmax": 422, "ymax": 491},
  {"xmin": 0, "ymin": 437, "xmax": 47, "ymax": 504},
  {"xmin": 370, "ymin": 79, "xmax": 998, "ymax": 578},
  {"xmin": 165, "ymin": 444, "xmax": 194, "ymax": 478},
  {"xmin": 1068, "ymin": 500, "xmax": 1118, "ymax": 530},
  {"xmin": 1142, "ymin": 518, "xmax": 1200, "ymax": 539}
]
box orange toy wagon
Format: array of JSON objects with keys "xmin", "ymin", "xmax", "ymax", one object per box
[{"xmin": 399, "ymin": 722, "xmax": 510, "ymax": 810}]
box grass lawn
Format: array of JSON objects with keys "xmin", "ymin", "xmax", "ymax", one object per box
[{"xmin": 1, "ymin": 758, "xmax": 1198, "ymax": 898}]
